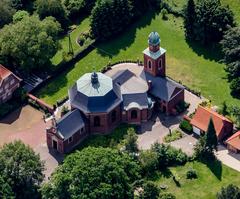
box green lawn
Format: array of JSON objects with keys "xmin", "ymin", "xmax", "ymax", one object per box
[
  {"xmin": 36, "ymin": 12, "xmax": 240, "ymax": 107},
  {"xmin": 51, "ymin": 17, "xmax": 91, "ymax": 65},
  {"xmin": 154, "ymin": 160, "xmax": 240, "ymax": 199}
]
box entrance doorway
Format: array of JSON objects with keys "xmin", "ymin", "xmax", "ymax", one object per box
[{"xmin": 52, "ymin": 140, "xmax": 58, "ymax": 150}]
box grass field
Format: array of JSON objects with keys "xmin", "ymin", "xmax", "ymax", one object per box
[
  {"xmin": 36, "ymin": 12, "xmax": 240, "ymax": 107},
  {"xmin": 51, "ymin": 17, "xmax": 91, "ymax": 65},
  {"xmin": 154, "ymin": 160, "xmax": 240, "ymax": 199}
]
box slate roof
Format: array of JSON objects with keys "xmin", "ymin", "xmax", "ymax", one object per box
[
  {"xmin": 226, "ymin": 131, "xmax": 240, "ymax": 150},
  {"xmin": 112, "ymin": 69, "xmax": 148, "ymax": 94},
  {"xmin": 56, "ymin": 109, "xmax": 85, "ymax": 140},
  {"xmin": 69, "ymin": 72, "xmax": 122, "ymax": 113},
  {"xmin": 122, "ymin": 93, "xmax": 149, "ymax": 110},
  {"xmin": 141, "ymin": 71, "xmax": 184, "ymax": 102},
  {"xmin": 143, "ymin": 47, "xmax": 166, "ymax": 60},
  {"xmin": 190, "ymin": 106, "xmax": 233, "ymax": 137}
]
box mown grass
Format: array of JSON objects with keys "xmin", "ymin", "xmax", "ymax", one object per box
[
  {"xmin": 51, "ymin": 17, "xmax": 91, "ymax": 65},
  {"xmin": 36, "ymin": 12, "xmax": 240, "ymax": 107},
  {"xmin": 154, "ymin": 160, "xmax": 240, "ymax": 199}
]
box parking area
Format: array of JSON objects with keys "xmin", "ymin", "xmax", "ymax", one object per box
[
  {"xmin": 0, "ymin": 105, "xmax": 63, "ymax": 180},
  {"xmin": 137, "ymin": 90, "xmax": 202, "ymax": 154}
]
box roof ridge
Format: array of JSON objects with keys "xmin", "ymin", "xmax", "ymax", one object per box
[
  {"xmin": 226, "ymin": 131, "xmax": 240, "ymax": 142},
  {"xmin": 199, "ymin": 106, "xmax": 231, "ymax": 122}
]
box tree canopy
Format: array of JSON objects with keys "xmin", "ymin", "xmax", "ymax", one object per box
[
  {"xmin": 41, "ymin": 147, "xmax": 140, "ymax": 199},
  {"xmin": 0, "ymin": 15, "xmax": 61, "ymax": 73},
  {"xmin": 63, "ymin": 0, "xmax": 96, "ymax": 18},
  {"xmin": 217, "ymin": 184, "xmax": 240, "ymax": 199},
  {"xmin": 184, "ymin": 0, "xmax": 235, "ymax": 44},
  {"xmin": 36, "ymin": 0, "xmax": 68, "ymax": 28},
  {"xmin": 0, "ymin": 141, "xmax": 44, "ymax": 199},
  {"xmin": 0, "ymin": 0, "xmax": 16, "ymax": 28},
  {"xmin": 90, "ymin": 0, "xmax": 133, "ymax": 40}
]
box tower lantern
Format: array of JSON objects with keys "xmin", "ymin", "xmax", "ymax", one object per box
[{"xmin": 143, "ymin": 31, "xmax": 166, "ymax": 77}]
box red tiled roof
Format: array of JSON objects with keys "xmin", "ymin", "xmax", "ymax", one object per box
[
  {"xmin": 0, "ymin": 64, "xmax": 11, "ymax": 80},
  {"xmin": 190, "ymin": 106, "xmax": 233, "ymax": 137},
  {"xmin": 0, "ymin": 64, "xmax": 21, "ymax": 86},
  {"xmin": 226, "ymin": 131, "xmax": 240, "ymax": 150}
]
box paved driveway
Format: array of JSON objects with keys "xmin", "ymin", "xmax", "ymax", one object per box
[
  {"xmin": 0, "ymin": 105, "xmax": 63, "ymax": 180},
  {"xmin": 216, "ymin": 145, "xmax": 240, "ymax": 172}
]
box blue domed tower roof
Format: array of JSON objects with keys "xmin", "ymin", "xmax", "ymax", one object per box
[{"xmin": 148, "ymin": 32, "xmax": 160, "ymax": 46}]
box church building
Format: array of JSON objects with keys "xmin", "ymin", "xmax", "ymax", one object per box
[{"xmin": 46, "ymin": 32, "xmax": 185, "ymax": 153}]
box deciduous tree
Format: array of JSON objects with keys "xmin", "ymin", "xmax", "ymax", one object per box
[
  {"xmin": 0, "ymin": 16, "xmax": 61, "ymax": 73},
  {"xmin": 0, "ymin": 141, "xmax": 44, "ymax": 199},
  {"xmin": 41, "ymin": 147, "xmax": 140, "ymax": 199},
  {"xmin": 217, "ymin": 184, "xmax": 240, "ymax": 199}
]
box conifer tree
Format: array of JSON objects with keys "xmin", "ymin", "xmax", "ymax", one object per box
[
  {"xmin": 206, "ymin": 117, "xmax": 218, "ymax": 151},
  {"xmin": 184, "ymin": 0, "xmax": 196, "ymax": 40}
]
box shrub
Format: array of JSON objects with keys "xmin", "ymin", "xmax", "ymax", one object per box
[
  {"xmin": 217, "ymin": 184, "xmax": 240, "ymax": 199},
  {"xmin": 230, "ymin": 78, "xmax": 240, "ymax": 98},
  {"xmin": 141, "ymin": 181, "xmax": 160, "ymax": 199},
  {"xmin": 139, "ymin": 150, "xmax": 158, "ymax": 176},
  {"xmin": 172, "ymin": 170, "xmax": 180, "ymax": 185},
  {"xmin": 164, "ymin": 130, "xmax": 183, "ymax": 143},
  {"xmin": 176, "ymin": 101, "xmax": 190, "ymax": 113},
  {"xmin": 159, "ymin": 192, "xmax": 176, "ymax": 199},
  {"xmin": 151, "ymin": 143, "xmax": 188, "ymax": 169},
  {"xmin": 179, "ymin": 120, "xmax": 192, "ymax": 133},
  {"xmin": 61, "ymin": 106, "xmax": 69, "ymax": 116},
  {"xmin": 161, "ymin": 8, "xmax": 168, "ymax": 20},
  {"xmin": 186, "ymin": 168, "xmax": 197, "ymax": 179}
]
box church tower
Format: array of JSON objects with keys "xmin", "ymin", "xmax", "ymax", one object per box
[{"xmin": 143, "ymin": 32, "xmax": 166, "ymax": 77}]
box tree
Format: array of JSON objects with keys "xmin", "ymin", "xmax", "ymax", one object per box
[
  {"xmin": 217, "ymin": 184, "xmax": 240, "ymax": 199},
  {"xmin": 219, "ymin": 101, "xmax": 228, "ymax": 116},
  {"xmin": 205, "ymin": 117, "xmax": 218, "ymax": 151},
  {"xmin": 0, "ymin": 16, "xmax": 61, "ymax": 73},
  {"xmin": 140, "ymin": 181, "xmax": 159, "ymax": 199},
  {"xmin": 41, "ymin": 147, "xmax": 140, "ymax": 199},
  {"xmin": 230, "ymin": 78, "xmax": 240, "ymax": 97},
  {"xmin": 10, "ymin": 0, "xmax": 33, "ymax": 10},
  {"xmin": 229, "ymin": 106, "xmax": 240, "ymax": 127},
  {"xmin": 13, "ymin": 10, "xmax": 29, "ymax": 23},
  {"xmin": 0, "ymin": 141, "xmax": 44, "ymax": 199},
  {"xmin": 0, "ymin": 175, "xmax": 14, "ymax": 199},
  {"xmin": 184, "ymin": 0, "xmax": 197, "ymax": 40},
  {"xmin": 63, "ymin": 0, "xmax": 96, "ymax": 18},
  {"xmin": 0, "ymin": 0, "xmax": 16, "ymax": 28},
  {"xmin": 139, "ymin": 150, "xmax": 158, "ymax": 176},
  {"xmin": 36, "ymin": 0, "xmax": 68, "ymax": 28},
  {"xmin": 184, "ymin": 0, "xmax": 235, "ymax": 44},
  {"xmin": 221, "ymin": 27, "xmax": 240, "ymax": 78},
  {"xmin": 124, "ymin": 127, "xmax": 138, "ymax": 153},
  {"xmin": 90, "ymin": 0, "xmax": 133, "ymax": 40}
]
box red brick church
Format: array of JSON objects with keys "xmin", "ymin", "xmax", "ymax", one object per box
[{"xmin": 46, "ymin": 32, "xmax": 185, "ymax": 153}]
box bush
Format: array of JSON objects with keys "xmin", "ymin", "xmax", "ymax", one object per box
[
  {"xmin": 179, "ymin": 120, "xmax": 192, "ymax": 133},
  {"xmin": 176, "ymin": 101, "xmax": 190, "ymax": 113},
  {"xmin": 139, "ymin": 150, "xmax": 158, "ymax": 176},
  {"xmin": 217, "ymin": 184, "xmax": 240, "ymax": 199},
  {"xmin": 61, "ymin": 106, "xmax": 69, "ymax": 116},
  {"xmin": 161, "ymin": 8, "xmax": 168, "ymax": 20},
  {"xmin": 230, "ymin": 78, "xmax": 240, "ymax": 98},
  {"xmin": 151, "ymin": 143, "xmax": 188, "ymax": 169},
  {"xmin": 186, "ymin": 168, "xmax": 197, "ymax": 179},
  {"xmin": 164, "ymin": 130, "xmax": 183, "ymax": 143},
  {"xmin": 159, "ymin": 192, "xmax": 176, "ymax": 199},
  {"xmin": 141, "ymin": 181, "xmax": 160, "ymax": 199}
]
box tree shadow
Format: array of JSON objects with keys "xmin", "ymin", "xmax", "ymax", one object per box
[
  {"xmin": 186, "ymin": 39, "xmax": 223, "ymax": 62},
  {"xmin": 0, "ymin": 106, "xmax": 22, "ymax": 124},
  {"xmin": 95, "ymin": 10, "xmax": 159, "ymax": 58},
  {"xmin": 199, "ymin": 158, "xmax": 222, "ymax": 180}
]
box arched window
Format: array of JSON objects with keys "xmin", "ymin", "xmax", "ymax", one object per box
[
  {"xmin": 158, "ymin": 59, "xmax": 162, "ymax": 70},
  {"xmin": 148, "ymin": 60, "xmax": 152, "ymax": 69},
  {"xmin": 131, "ymin": 110, "xmax": 138, "ymax": 119},
  {"xmin": 94, "ymin": 116, "xmax": 100, "ymax": 127},
  {"xmin": 111, "ymin": 110, "xmax": 117, "ymax": 123}
]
